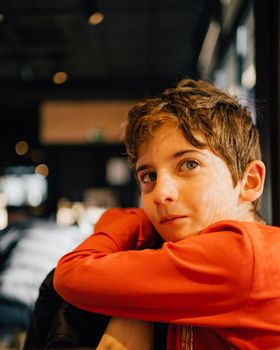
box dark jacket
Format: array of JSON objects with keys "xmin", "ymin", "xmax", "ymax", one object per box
[
  {"xmin": 23, "ymin": 268, "xmax": 109, "ymax": 349},
  {"xmin": 23, "ymin": 269, "xmax": 168, "ymax": 349}
]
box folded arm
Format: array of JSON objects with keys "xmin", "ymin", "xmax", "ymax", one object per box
[{"xmin": 54, "ymin": 210, "xmax": 252, "ymax": 327}]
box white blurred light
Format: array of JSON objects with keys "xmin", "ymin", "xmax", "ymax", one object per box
[
  {"xmin": 0, "ymin": 173, "xmax": 47, "ymax": 207},
  {"xmin": 242, "ymin": 64, "xmax": 256, "ymax": 89},
  {"xmin": 0, "ymin": 176, "xmax": 25, "ymax": 206},
  {"xmin": 25, "ymin": 174, "xmax": 47, "ymax": 207},
  {"xmin": 0, "ymin": 193, "xmax": 8, "ymax": 229},
  {"xmin": 57, "ymin": 207, "xmax": 76, "ymax": 226},
  {"xmin": 236, "ymin": 25, "xmax": 247, "ymax": 57},
  {"xmin": 106, "ymin": 157, "xmax": 130, "ymax": 185}
]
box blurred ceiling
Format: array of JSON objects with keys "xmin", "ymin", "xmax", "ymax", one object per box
[{"xmin": 0, "ymin": 0, "xmax": 221, "ymax": 104}]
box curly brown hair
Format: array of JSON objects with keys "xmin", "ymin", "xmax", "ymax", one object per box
[{"xmin": 124, "ymin": 78, "xmax": 262, "ymax": 218}]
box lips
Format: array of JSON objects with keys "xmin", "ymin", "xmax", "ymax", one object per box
[{"xmin": 159, "ymin": 215, "xmax": 187, "ymax": 224}]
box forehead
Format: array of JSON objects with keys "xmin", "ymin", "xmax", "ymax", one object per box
[
  {"xmin": 136, "ymin": 124, "xmax": 207, "ymax": 165},
  {"xmin": 137, "ymin": 123, "xmax": 205, "ymax": 155}
]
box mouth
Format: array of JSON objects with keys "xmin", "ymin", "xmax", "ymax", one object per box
[{"xmin": 159, "ymin": 215, "xmax": 187, "ymax": 224}]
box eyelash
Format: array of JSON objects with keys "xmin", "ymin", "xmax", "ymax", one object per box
[
  {"xmin": 179, "ymin": 159, "xmax": 199, "ymax": 171},
  {"xmin": 140, "ymin": 172, "xmax": 156, "ymax": 184},
  {"xmin": 139, "ymin": 160, "xmax": 199, "ymax": 185}
]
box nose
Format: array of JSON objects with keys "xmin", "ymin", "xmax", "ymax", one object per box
[{"xmin": 152, "ymin": 172, "xmax": 179, "ymax": 205}]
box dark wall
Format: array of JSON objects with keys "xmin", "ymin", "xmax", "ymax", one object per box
[{"xmin": 254, "ymin": 0, "xmax": 280, "ymax": 225}]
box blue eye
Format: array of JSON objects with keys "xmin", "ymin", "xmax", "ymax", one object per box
[
  {"xmin": 141, "ymin": 172, "xmax": 157, "ymax": 183},
  {"xmin": 181, "ymin": 160, "xmax": 198, "ymax": 171}
]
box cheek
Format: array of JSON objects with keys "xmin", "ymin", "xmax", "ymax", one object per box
[
  {"xmin": 181, "ymin": 179, "xmax": 214, "ymax": 204},
  {"xmin": 187, "ymin": 179, "xmax": 235, "ymax": 214},
  {"xmin": 141, "ymin": 194, "xmax": 154, "ymax": 220}
]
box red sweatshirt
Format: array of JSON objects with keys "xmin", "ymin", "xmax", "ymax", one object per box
[{"xmin": 54, "ymin": 208, "xmax": 280, "ymax": 349}]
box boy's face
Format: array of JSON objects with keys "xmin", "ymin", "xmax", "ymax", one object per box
[{"xmin": 136, "ymin": 124, "xmax": 248, "ymax": 242}]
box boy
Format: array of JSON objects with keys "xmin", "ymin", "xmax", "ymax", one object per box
[{"xmin": 54, "ymin": 79, "xmax": 280, "ymax": 349}]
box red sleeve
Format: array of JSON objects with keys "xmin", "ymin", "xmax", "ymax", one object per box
[
  {"xmin": 54, "ymin": 217, "xmax": 254, "ymax": 327},
  {"xmin": 86, "ymin": 207, "xmax": 156, "ymax": 251}
]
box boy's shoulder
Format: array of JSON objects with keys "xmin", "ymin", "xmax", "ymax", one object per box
[
  {"xmin": 202, "ymin": 219, "xmax": 280, "ymax": 234},
  {"xmin": 180, "ymin": 220, "xmax": 280, "ymax": 271},
  {"xmin": 200, "ymin": 220, "xmax": 280, "ymax": 246}
]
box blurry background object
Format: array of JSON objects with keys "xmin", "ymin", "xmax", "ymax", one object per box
[
  {"xmin": 0, "ymin": 193, "xmax": 8, "ymax": 230},
  {"xmin": 0, "ymin": 166, "xmax": 47, "ymax": 210}
]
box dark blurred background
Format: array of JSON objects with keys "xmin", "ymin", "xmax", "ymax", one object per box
[{"xmin": 0, "ymin": 0, "xmax": 279, "ymax": 227}]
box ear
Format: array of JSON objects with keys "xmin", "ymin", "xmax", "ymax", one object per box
[{"xmin": 240, "ymin": 160, "xmax": 266, "ymax": 202}]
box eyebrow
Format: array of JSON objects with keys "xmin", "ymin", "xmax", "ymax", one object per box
[{"xmin": 135, "ymin": 149, "xmax": 208, "ymax": 175}]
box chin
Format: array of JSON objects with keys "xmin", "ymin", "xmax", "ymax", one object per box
[{"xmin": 158, "ymin": 231, "xmax": 188, "ymax": 243}]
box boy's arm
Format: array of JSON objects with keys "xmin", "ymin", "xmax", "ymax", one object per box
[
  {"xmin": 58, "ymin": 208, "xmax": 156, "ymax": 348},
  {"xmin": 89, "ymin": 207, "xmax": 156, "ymax": 252},
  {"xmin": 54, "ymin": 216, "xmax": 253, "ymax": 327},
  {"xmin": 96, "ymin": 317, "xmax": 154, "ymax": 350}
]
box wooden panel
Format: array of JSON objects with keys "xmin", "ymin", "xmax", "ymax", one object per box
[{"xmin": 39, "ymin": 100, "xmax": 135, "ymax": 144}]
